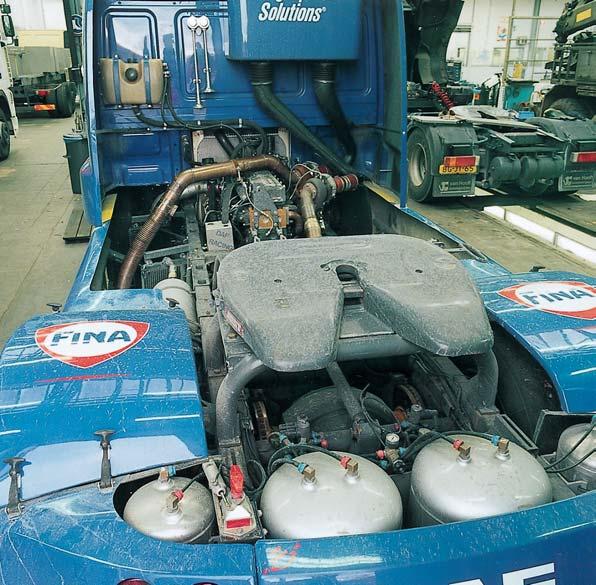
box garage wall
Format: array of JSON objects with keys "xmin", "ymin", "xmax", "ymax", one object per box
[
  {"xmin": 448, "ymin": 0, "xmax": 564, "ymax": 84},
  {"xmin": 10, "ymin": 0, "xmax": 66, "ymax": 31}
]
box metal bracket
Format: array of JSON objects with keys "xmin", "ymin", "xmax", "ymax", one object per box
[
  {"xmin": 4, "ymin": 457, "xmax": 25, "ymax": 519},
  {"xmin": 94, "ymin": 430, "xmax": 115, "ymax": 491}
]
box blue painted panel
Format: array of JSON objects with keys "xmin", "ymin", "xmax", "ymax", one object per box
[
  {"xmin": 0, "ymin": 489, "xmax": 256, "ymax": 584},
  {"xmin": 227, "ymin": 0, "xmax": 363, "ymax": 61},
  {"xmin": 0, "ymin": 309, "xmax": 207, "ymax": 506},
  {"xmin": 256, "ymin": 492, "xmax": 596, "ymax": 585},
  {"xmin": 475, "ymin": 271, "xmax": 596, "ymax": 412}
]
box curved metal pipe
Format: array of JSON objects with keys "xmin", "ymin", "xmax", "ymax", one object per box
[
  {"xmin": 117, "ymin": 155, "xmax": 297, "ymax": 289},
  {"xmin": 250, "ymin": 61, "xmax": 355, "ymax": 176},
  {"xmin": 216, "ymin": 355, "xmax": 268, "ymax": 458},
  {"xmin": 312, "ymin": 62, "xmax": 357, "ymax": 164},
  {"xmin": 297, "ymin": 182, "xmax": 322, "ymax": 238}
]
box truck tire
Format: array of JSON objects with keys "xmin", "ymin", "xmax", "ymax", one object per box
[
  {"xmin": 407, "ymin": 128, "xmax": 435, "ymax": 202},
  {"xmin": 49, "ymin": 83, "xmax": 76, "ymax": 118},
  {"xmin": 0, "ymin": 111, "xmax": 10, "ymax": 162},
  {"xmin": 547, "ymin": 97, "xmax": 594, "ymax": 119}
]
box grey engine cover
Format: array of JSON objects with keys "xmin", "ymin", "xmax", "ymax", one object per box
[{"xmin": 216, "ymin": 235, "xmax": 492, "ymax": 372}]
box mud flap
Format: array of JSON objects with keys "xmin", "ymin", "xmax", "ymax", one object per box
[
  {"xmin": 558, "ymin": 169, "xmax": 596, "ymax": 191},
  {"xmin": 432, "ymin": 175, "xmax": 476, "ymax": 197}
]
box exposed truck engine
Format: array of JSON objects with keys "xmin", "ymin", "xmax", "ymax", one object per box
[{"xmin": 0, "ymin": 1, "xmax": 594, "ymax": 583}]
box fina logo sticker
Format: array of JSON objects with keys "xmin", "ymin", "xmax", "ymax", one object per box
[
  {"xmin": 35, "ymin": 320, "xmax": 150, "ymax": 368},
  {"xmin": 498, "ymin": 281, "xmax": 596, "ymax": 320}
]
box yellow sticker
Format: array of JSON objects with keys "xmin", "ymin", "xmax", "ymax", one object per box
[
  {"xmin": 438, "ymin": 165, "xmax": 478, "ymax": 175},
  {"xmin": 102, "ymin": 193, "xmax": 117, "ymax": 223},
  {"xmin": 362, "ymin": 180, "xmax": 399, "ymax": 204},
  {"xmin": 577, "ymin": 8, "xmax": 592, "ymax": 22}
]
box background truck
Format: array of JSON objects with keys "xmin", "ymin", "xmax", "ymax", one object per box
[
  {"xmin": 0, "ymin": 1, "xmax": 17, "ymax": 160},
  {"xmin": 543, "ymin": 0, "xmax": 596, "ymax": 119},
  {"xmin": 405, "ymin": 0, "xmax": 596, "ymax": 202},
  {"xmin": 1, "ymin": 0, "xmax": 76, "ymax": 118}
]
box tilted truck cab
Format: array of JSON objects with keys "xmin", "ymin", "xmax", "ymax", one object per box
[{"xmin": 0, "ymin": 1, "xmax": 595, "ymax": 584}]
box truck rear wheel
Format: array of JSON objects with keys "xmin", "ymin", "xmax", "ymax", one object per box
[
  {"xmin": 49, "ymin": 83, "xmax": 76, "ymax": 118},
  {"xmin": 0, "ymin": 111, "xmax": 11, "ymax": 162},
  {"xmin": 547, "ymin": 97, "xmax": 594, "ymax": 119},
  {"xmin": 407, "ymin": 128, "xmax": 435, "ymax": 202}
]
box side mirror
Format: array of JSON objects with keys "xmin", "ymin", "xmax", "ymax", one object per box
[{"xmin": 2, "ymin": 14, "xmax": 15, "ymax": 39}]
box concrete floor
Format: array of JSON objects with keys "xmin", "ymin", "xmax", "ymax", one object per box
[
  {"xmin": 0, "ymin": 119, "xmax": 593, "ymax": 349},
  {"xmin": 0, "ymin": 117, "xmax": 86, "ymax": 349}
]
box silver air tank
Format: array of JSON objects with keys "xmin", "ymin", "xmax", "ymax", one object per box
[
  {"xmin": 123, "ymin": 470, "xmax": 215, "ymax": 543},
  {"xmin": 555, "ymin": 423, "xmax": 596, "ymax": 485},
  {"xmin": 260, "ymin": 452, "xmax": 403, "ymax": 539},
  {"xmin": 409, "ymin": 435, "xmax": 552, "ymax": 527}
]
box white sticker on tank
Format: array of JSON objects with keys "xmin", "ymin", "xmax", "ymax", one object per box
[
  {"xmin": 498, "ymin": 281, "xmax": 596, "ymax": 320},
  {"xmin": 35, "ymin": 320, "xmax": 150, "ymax": 368}
]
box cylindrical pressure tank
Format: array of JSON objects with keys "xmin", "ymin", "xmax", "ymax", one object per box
[
  {"xmin": 409, "ymin": 435, "xmax": 552, "ymax": 527},
  {"xmin": 123, "ymin": 473, "xmax": 214, "ymax": 543},
  {"xmin": 261, "ymin": 451, "xmax": 402, "ymax": 539},
  {"xmin": 555, "ymin": 423, "xmax": 595, "ymax": 485}
]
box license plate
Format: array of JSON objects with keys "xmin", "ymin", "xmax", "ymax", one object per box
[{"xmin": 439, "ymin": 165, "xmax": 477, "ymax": 175}]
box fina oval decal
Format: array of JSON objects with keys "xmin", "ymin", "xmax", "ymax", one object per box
[
  {"xmin": 498, "ymin": 281, "xmax": 596, "ymax": 320},
  {"xmin": 35, "ymin": 320, "xmax": 150, "ymax": 368}
]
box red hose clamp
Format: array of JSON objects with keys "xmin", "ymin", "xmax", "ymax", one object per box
[
  {"xmin": 340, "ymin": 456, "xmax": 352, "ymax": 469},
  {"xmin": 452, "ymin": 439, "xmax": 464, "ymax": 450}
]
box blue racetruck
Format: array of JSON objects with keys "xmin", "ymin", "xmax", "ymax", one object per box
[{"xmin": 0, "ymin": 1, "xmax": 595, "ymax": 583}]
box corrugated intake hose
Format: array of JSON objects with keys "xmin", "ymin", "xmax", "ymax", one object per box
[
  {"xmin": 250, "ymin": 61, "xmax": 356, "ymax": 176},
  {"xmin": 312, "ymin": 62, "xmax": 357, "ymax": 164},
  {"xmin": 117, "ymin": 155, "xmax": 298, "ymax": 289}
]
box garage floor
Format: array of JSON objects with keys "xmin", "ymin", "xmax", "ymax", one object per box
[
  {"xmin": 0, "ymin": 119, "xmax": 594, "ymax": 350},
  {"xmin": 0, "ymin": 117, "xmax": 86, "ymax": 349}
]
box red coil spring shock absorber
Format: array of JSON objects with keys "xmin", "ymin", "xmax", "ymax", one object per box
[{"xmin": 430, "ymin": 81, "xmax": 455, "ymax": 111}]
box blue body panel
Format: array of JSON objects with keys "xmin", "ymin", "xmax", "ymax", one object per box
[
  {"xmin": 0, "ymin": 308, "xmax": 207, "ymax": 507},
  {"xmin": 0, "ymin": 489, "xmax": 255, "ymax": 584},
  {"xmin": 227, "ymin": 0, "xmax": 363, "ymax": 61},
  {"xmin": 476, "ymin": 271, "xmax": 596, "ymax": 413}
]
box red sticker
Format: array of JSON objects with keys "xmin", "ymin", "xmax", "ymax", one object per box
[
  {"xmin": 498, "ymin": 281, "xmax": 596, "ymax": 320},
  {"xmin": 35, "ymin": 320, "xmax": 150, "ymax": 368}
]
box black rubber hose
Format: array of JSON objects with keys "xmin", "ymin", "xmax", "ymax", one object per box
[
  {"xmin": 250, "ymin": 61, "xmax": 355, "ymax": 176},
  {"xmin": 215, "ymin": 130, "xmax": 234, "ymax": 156},
  {"xmin": 312, "ymin": 62, "xmax": 356, "ymax": 164},
  {"xmin": 216, "ymin": 355, "xmax": 268, "ymax": 450}
]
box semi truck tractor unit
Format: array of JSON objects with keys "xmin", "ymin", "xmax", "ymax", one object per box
[
  {"xmin": 404, "ymin": 0, "xmax": 596, "ymax": 202},
  {"xmin": 0, "ymin": 0, "xmax": 18, "ymax": 160},
  {"xmin": 544, "ymin": 0, "xmax": 596, "ymax": 119},
  {"xmin": 0, "ymin": 1, "xmax": 594, "ymax": 583}
]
